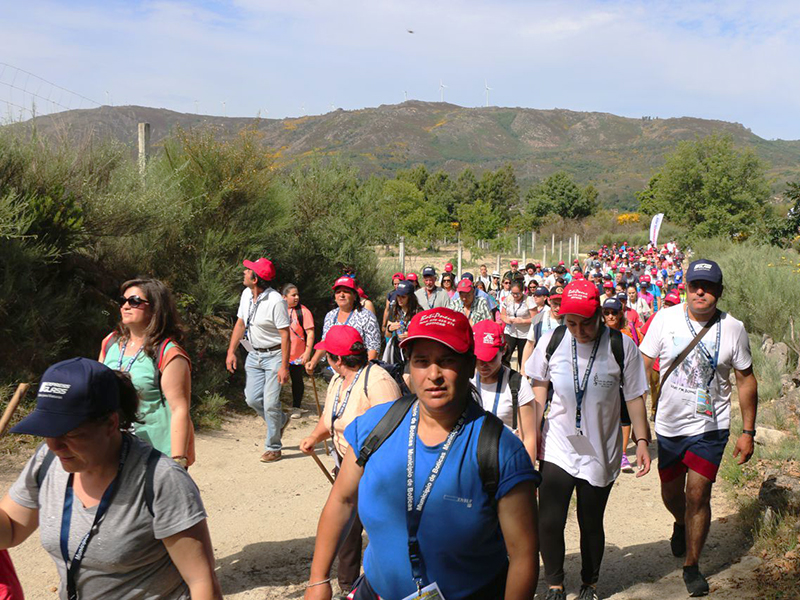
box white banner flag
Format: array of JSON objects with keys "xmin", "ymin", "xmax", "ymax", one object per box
[{"xmin": 649, "ymin": 213, "xmax": 664, "ymax": 246}]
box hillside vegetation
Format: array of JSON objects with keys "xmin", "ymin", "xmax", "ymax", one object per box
[{"xmin": 11, "ymin": 102, "xmax": 800, "ymax": 209}]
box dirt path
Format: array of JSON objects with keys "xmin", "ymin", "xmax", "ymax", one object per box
[{"xmin": 1, "ymin": 407, "xmax": 761, "ymax": 599}]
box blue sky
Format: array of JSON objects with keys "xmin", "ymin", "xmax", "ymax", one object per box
[{"xmin": 1, "ymin": 0, "xmax": 799, "ymax": 140}]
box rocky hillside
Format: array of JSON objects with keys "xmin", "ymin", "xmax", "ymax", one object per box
[{"xmin": 11, "ymin": 102, "xmax": 800, "ymax": 207}]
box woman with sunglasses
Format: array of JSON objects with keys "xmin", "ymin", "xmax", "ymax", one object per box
[
  {"xmin": 99, "ymin": 279, "xmax": 194, "ymax": 468},
  {"xmin": 440, "ymin": 273, "xmax": 457, "ymax": 299},
  {"xmin": 501, "ymin": 281, "xmax": 532, "ymax": 371}
]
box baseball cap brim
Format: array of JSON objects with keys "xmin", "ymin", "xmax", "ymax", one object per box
[
  {"xmin": 474, "ymin": 344, "xmax": 502, "ymax": 362},
  {"xmin": 398, "ymin": 332, "xmax": 471, "ymax": 354},
  {"xmin": 10, "ymin": 408, "xmax": 91, "ymax": 438}
]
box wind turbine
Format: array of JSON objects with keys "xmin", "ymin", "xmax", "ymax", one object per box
[
  {"xmin": 485, "ymin": 80, "xmax": 492, "ymax": 107},
  {"xmin": 439, "ymin": 80, "xmax": 447, "ymax": 102}
]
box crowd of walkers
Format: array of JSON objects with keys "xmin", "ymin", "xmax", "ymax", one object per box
[{"xmin": 0, "ymin": 239, "xmax": 758, "ymax": 600}]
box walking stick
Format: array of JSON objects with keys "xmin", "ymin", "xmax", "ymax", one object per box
[
  {"xmin": 310, "ymin": 373, "xmax": 331, "ymax": 456},
  {"xmin": 310, "ymin": 451, "xmax": 335, "ymax": 485},
  {"xmin": 0, "ymin": 383, "xmax": 30, "ymax": 437}
]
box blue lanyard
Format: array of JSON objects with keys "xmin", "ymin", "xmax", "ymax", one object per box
[
  {"xmin": 60, "ymin": 434, "xmax": 131, "ymax": 600},
  {"xmin": 424, "ymin": 289, "xmax": 438, "ymax": 310},
  {"xmin": 406, "ymin": 400, "xmax": 467, "ymax": 592},
  {"xmin": 330, "ymin": 368, "xmax": 364, "ymax": 437},
  {"xmin": 476, "ymin": 368, "xmax": 505, "ymax": 416},
  {"xmin": 684, "ymin": 309, "xmax": 721, "ymax": 389},
  {"xmin": 334, "ymin": 308, "xmax": 354, "ymax": 327},
  {"xmin": 245, "ymin": 290, "xmax": 269, "ymax": 340},
  {"xmin": 571, "ymin": 331, "xmax": 603, "ymax": 433},
  {"xmin": 116, "ymin": 341, "xmax": 144, "ymax": 373}
]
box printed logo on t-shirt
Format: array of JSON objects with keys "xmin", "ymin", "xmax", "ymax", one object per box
[
  {"xmin": 669, "ymin": 335, "xmax": 716, "ymax": 392},
  {"xmin": 591, "ymin": 374, "xmax": 615, "ymax": 390},
  {"xmin": 442, "ymin": 494, "xmax": 473, "ymax": 509}
]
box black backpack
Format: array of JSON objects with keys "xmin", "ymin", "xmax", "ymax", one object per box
[
  {"xmin": 362, "ymin": 360, "xmax": 411, "ymax": 397},
  {"xmin": 354, "ymin": 395, "xmax": 506, "ymax": 506}
]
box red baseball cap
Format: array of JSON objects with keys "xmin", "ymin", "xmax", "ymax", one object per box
[
  {"xmin": 641, "ymin": 275, "xmax": 651, "ymax": 283},
  {"xmin": 332, "ymin": 276, "xmax": 357, "ymax": 291},
  {"xmin": 510, "ymin": 260, "xmax": 519, "ymax": 266},
  {"xmin": 444, "ymin": 263, "xmax": 454, "ymax": 272},
  {"xmin": 655, "ymin": 281, "xmax": 663, "ymax": 287},
  {"xmin": 392, "ymin": 272, "xmax": 405, "ymax": 281},
  {"xmin": 243, "ymin": 258, "xmax": 276, "ymax": 281},
  {"xmin": 603, "ymin": 281, "xmax": 614, "ymax": 288},
  {"xmin": 473, "ymin": 320, "xmax": 505, "ymax": 362},
  {"xmin": 456, "ymin": 279, "xmax": 473, "ymax": 293},
  {"xmin": 559, "ymin": 280, "xmax": 600, "ymax": 318},
  {"xmin": 678, "ymin": 283, "xmax": 685, "ymax": 290},
  {"xmin": 620, "ymin": 267, "xmax": 626, "ymax": 273},
  {"xmin": 664, "ymin": 290, "xmax": 681, "ymax": 305},
  {"xmin": 399, "ymin": 308, "xmax": 473, "ymax": 354},
  {"xmin": 406, "ymin": 272, "xmax": 418, "ymax": 282},
  {"xmin": 314, "ymin": 325, "xmax": 363, "ymax": 356},
  {"xmin": 559, "ymin": 261, "xmax": 565, "ymax": 266},
  {"xmin": 357, "ymin": 286, "xmax": 369, "ymax": 298}
]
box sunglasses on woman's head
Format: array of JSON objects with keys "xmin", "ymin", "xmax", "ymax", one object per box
[{"xmin": 118, "ymin": 295, "xmax": 150, "ymax": 308}]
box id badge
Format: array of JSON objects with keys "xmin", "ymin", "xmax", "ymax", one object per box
[
  {"xmin": 695, "ymin": 388, "xmax": 715, "ymax": 421},
  {"xmin": 240, "ymin": 339, "xmax": 254, "ymax": 353},
  {"xmin": 400, "ymin": 582, "xmax": 446, "ymax": 600},
  {"xmin": 567, "ymin": 434, "xmax": 596, "ymax": 457}
]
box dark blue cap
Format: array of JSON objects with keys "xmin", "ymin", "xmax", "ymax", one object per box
[
  {"xmin": 534, "ymin": 286, "xmax": 550, "ymax": 296},
  {"xmin": 461, "ymin": 272, "xmax": 474, "ymax": 281},
  {"xmin": 603, "ymin": 298, "xmax": 622, "ymax": 311},
  {"xmin": 395, "ymin": 281, "xmax": 415, "ymax": 296},
  {"xmin": 10, "ymin": 358, "xmax": 120, "ymax": 437},
  {"xmin": 616, "ymin": 292, "xmax": 628, "ymax": 302},
  {"xmin": 686, "ymin": 259, "xmax": 723, "ymax": 284},
  {"xmin": 422, "ymin": 266, "xmax": 436, "ymax": 277}
]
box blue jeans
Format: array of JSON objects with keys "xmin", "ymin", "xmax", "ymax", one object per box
[{"xmin": 244, "ymin": 350, "xmax": 287, "ymax": 451}]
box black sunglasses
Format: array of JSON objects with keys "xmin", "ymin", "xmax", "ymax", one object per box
[{"xmin": 118, "ymin": 295, "xmax": 150, "ymax": 308}]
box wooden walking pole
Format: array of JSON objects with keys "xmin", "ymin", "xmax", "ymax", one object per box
[
  {"xmin": 0, "ymin": 383, "xmax": 30, "ymax": 437},
  {"xmin": 310, "ymin": 451, "xmax": 335, "ymax": 485},
  {"xmin": 309, "ymin": 373, "xmax": 331, "ymax": 456}
]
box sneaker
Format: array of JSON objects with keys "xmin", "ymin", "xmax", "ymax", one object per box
[
  {"xmin": 578, "ymin": 584, "xmax": 599, "ymax": 600},
  {"xmin": 290, "ymin": 407, "xmax": 303, "ymax": 419},
  {"xmin": 621, "ymin": 454, "xmax": 634, "ymax": 473},
  {"xmin": 260, "ymin": 450, "xmax": 282, "ymax": 463},
  {"xmin": 671, "ymin": 522, "xmax": 686, "ymax": 557},
  {"xmin": 683, "ymin": 565, "xmax": 709, "ymax": 597},
  {"xmin": 544, "ymin": 587, "xmax": 566, "ymax": 600}
]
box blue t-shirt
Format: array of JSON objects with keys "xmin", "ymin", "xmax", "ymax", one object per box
[{"xmin": 345, "ymin": 400, "xmax": 538, "ymax": 600}]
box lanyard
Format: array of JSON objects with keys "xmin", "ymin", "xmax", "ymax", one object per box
[
  {"xmin": 406, "ymin": 400, "xmax": 467, "ymax": 592},
  {"xmin": 60, "ymin": 434, "xmax": 131, "ymax": 600},
  {"xmin": 684, "ymin": 309, "xmax": 721, "ymax": 389},
  {"xmin": 245, "ymin": 290, "xmax": 269, "ymax": 340},
  {"xmin": 290, "ymin": 308, "xmax": 305, "ymax": 339},
  {"xmin": 116, "ymin": 341, "xmax": 144, "ymax": 373},
  {"xmin": 334, "ymin": 308, "xmax": 354, "ymax": 327},
  {"xmin": 571, "ymin": 331, "xmax": 603, "ymax": 433},
  {"xmin": 424, "ymin": 289, "xmax": 438, "ymax": 310},
  {"xmin": 330, "ymin": 368, "xmax": 364, "ymax": 437},
  {"xmin": 476, "ymin": 368, "xmax": 505, "ymax": 416},
  {"xmin": 511, "ymin": 300, "xmax": 523, "ymax": 318}
]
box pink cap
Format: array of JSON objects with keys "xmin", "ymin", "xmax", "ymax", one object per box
[
  {"xmin": 314, "ymin": 325, "xmax": 363, "ymax": 356},
  {"xmin": 332, "ymin": 276, "xmax": 357, "ymax": 291},
  {"xmin": 473, "ymin": 320, "xmax": 505, "ymax": 362},
  {"xmin": 399, "ymin": 308, "xmax": 473, "ymax": 354},
  {"xmin": 559, "ymin": 280, "xmax": 600, "ymax": 318},
  {"xmin": 243, "ymin": 258, "xmax": 276, "ymax": 281},
  {"xmin": 456, "ymin": 279, "xmax": 473, "ymax": 293}
]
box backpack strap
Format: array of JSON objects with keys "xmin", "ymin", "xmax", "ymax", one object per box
[
  {"xmin": 477, "ymin": 412, "xmax": 504, "ymax": 507},
  {"xmin": 144, "ymin": 447, "xmax": 162, "ymax": 517},
  {"xmin": 508, "ymin": 370, "xmax": 522, "ymax": 431},
  {"xmin": 608, "ymin": 328, "xmax": 626, "ymax": 391},
  {"xmin": 153, "ymin": 338, "xmax": 175, "ymax": 406},
  {"xmin": 355, "ymin": 395, "xmax": 416, "ymax": 468},
  {"xmin": 362, "ymin": 362, "xmax": 374, "ymax": 400},
  {"xmin": 545, "ymin": 325, "xmax": 567, "ymax": 363},
  {"xmin": 101, "ymin": 332, "xmax": 119, "ymax": 361}
]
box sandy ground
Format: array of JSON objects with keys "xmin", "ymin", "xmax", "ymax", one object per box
[{"xmin": 0, "ymin": 397, "xmax": 761, "ymax": 600}]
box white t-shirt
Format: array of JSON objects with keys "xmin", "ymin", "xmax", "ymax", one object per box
[
  {"xmin": 526, "ymin": 327, "xmax": 648, "ymax": 487},
  {"xmin": 503, "ymin": 297, "xmax": 532, "ymax": 339},
  {"xmin": 237, "ymin": 287, "xmax": 290, "ymax": 348},
  {"xmin": 470, "ymin": 365, "xmax": 534, "ymax": 430},
  {"xmin": 639, "ymin": 304, "xmax": 752, "ymax": 438}
]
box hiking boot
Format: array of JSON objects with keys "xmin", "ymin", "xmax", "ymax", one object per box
[
  {"xmin": 578, "ymin": 584, "xmax": 600, "ymax": 600},
  {"xmin": 621, "ymin": 454, "xmax": 634, "ymax": 473},
  {"xmin": 683, "ymin": 565, "xmax": 709, "ymax": 597},
  {"xmin": 671, "ymin": 522, "xmax": 686, "ymax": 557},
  {"xmin": 260, "ymin": 450, "xmax": 282, "ymax": 463},
  {"xmin": 544, "ymin": 587, "xmax": 566, "ymax": 600}
]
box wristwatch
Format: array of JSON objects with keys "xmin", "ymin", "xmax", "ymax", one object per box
[
  {"xmin": 742, "ymin": 429, "xmax": 756, "ymax": 437},
  {"xmin": 173, "ymin": 456, "xmax": 189, "ymax": 468}
]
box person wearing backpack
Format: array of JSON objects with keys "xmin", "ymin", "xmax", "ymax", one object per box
[
  {"xmin": 1, "ymin": 358, "xmax": 221, "ymax": 599},
  {"xmin": 471, "ymin": 320, "xmax": 538, "ymax": 464},
  {"xmin": 304, "ymin": 308, "xmax": 540, "ymax": 600},
  {"xmin": 525, "ymin": 280, "xmax": 651, "ymax": 600},
  {"xmin": 299, "ymin": 326, "xmax": 402, "ymax": 599},
  {"xmin": 99, "ymin": 278, "xmax": 195, "ymax": 468}
]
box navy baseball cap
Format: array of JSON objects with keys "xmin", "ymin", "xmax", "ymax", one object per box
[
  {"xmin": 461, "ymin": 272, "xmax": 474, "ymax": 281},
  {"xmin": 616, "ymin": 292, "xmax": 628, "ymax": 302},
  {"xmin": 395, "ymin": 281, "xmax": 415, "ymax": 296},
  {"xmin": 422, "ymin": 266, "xmax": 436, "ymax": 277},
  {"xmin": 602, "ymin": 298, "xmax": 622, "ymax": 312},
  {"xmin": 534, "ymin": 286, "xmax": 550, "ymax": 296},
  {"xmin": 11, "ymin": 358, "xmax": 120, "ymax": 437},
  {"xmin": 686, "ymin": 259, "xmax": 723, "ymax": 284}
]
